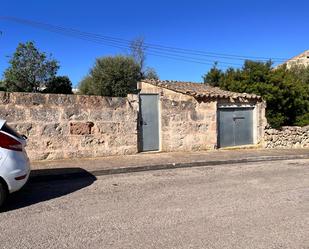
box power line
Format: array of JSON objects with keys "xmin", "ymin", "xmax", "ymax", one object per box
[
  {"xmin": 0, "ymin": 16, "xmax": 286, "ymax": 66},
  {"xmin": 2, "ymin": 16, "xmax": 287, "ymax": 61},
  {"xmin": 0, "ymin": 16, "xmax": 241, "ymax": 66}
]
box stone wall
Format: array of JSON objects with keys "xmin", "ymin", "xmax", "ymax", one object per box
[
  {"xmin": 139, "ymin": 82, "xmax": 218, "ymax": 151},
  {"xmin": 265, "ymin": 126, "xmax": 309, "ymax": 148},
  {"xmin": 0, "ymin": 92, "xmax": 138, "ymax": 161}
]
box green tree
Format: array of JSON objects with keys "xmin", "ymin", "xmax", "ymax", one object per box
[
  {"xmin": 0, "ymin": 80, "xmax": 6, "ymax": 91},
  {"xmin": 3, "ymin": 41, "xmax": 59, "ymax": 92},
  {"xmin": 78, "ymin": 76, "xmax": 94, "ymax": 95},
  {"xmin": 79, "ymin": 56, "xmax": 141, "ymax": 97},
  {"xmin": 43, "ymin": 76, "xmax": 73, "ymax": 94},
  {"xmin": 203, "ymin": 61, "xmax": 309, "ymax": 128},
  {"xmin": 202, "ymin": 62, "xmax": 223, "ymax": 86}
]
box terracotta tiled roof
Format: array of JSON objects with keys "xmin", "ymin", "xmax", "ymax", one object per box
[{"xmin": 141, "ymin": 79, "xmax": 262, "ymax": 100}]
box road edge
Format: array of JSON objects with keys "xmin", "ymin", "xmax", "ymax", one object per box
[{"xmin": 29, "ymin": 154, "xmax": 309, "ymax": 182}]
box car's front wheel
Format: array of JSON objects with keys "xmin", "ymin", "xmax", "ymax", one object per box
[{"xmin": 0, "ymin": 181, "xmax": 7, "ymax": 208}]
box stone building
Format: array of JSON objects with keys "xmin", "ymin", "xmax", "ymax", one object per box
[
  {"xmin": 138, "ymin": 80, "xmax": 267, "ymax": 152},
  {"xmin": 278, "ymin": 50, "xmax": 309, "ymax": 69}
]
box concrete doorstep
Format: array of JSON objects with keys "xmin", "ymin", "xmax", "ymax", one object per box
[{"xmin": 29, "ymin": 148, "xmax": 309, "ymax": 182}]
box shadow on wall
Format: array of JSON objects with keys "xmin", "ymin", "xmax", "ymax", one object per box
[{"xmin": 1, "ymin": 168, "xmax": 96, "ymax": 212}]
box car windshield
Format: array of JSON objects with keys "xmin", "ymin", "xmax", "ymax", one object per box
[{"xmin": 1, "ymin": 123, "xmax": 23, "ymax": 139}]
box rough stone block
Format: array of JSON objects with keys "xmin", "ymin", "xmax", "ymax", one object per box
[
  {"xmin": 77, "ymin": 95, "xmax": 127, "ymax": 109},
  {"xmin": 41, "ymin": 123, "xmax": 68, "ymax": 136},
  {"xmin": 44, "ymin": 136, "xmax": 79, "ymax": 150},
  {"xmin": 80, "ymin": 135, "xmax": 105, "ymax": 148},
  {"xmin": 119, "ymin": 122, "xmax": 137, "ymax": 133},
  {"xmin": 113, "ymin": 109, "xmax": 136, "ymax": 122},
  {"xmin": 12, "ymin": 92, "xmax": 47, "ymax": 106},
  {"xmin": 65, "ymin": 150, "xmax": 94, "ymax": 159},
  {"xmin": 24, "ymin": 136, "xmax": 45, "ymax": 151},
  {"xmin": 89, "ymin": 110, "xmax": 113, "ymax": 121},
  {"xmin": 161, "ymin": 98, "xmax": 195, "ymax": 111},
  {"xmin": 70, "ymin": 122, "xmax": 94, "ymax": 135},
  {"xmin": 0, "ymin": 92, "xmax": 10, "ymax": 104},
  {"xmin": 30, "ymin": 108, "xmax": 60, "ymax": 122},
  {"xmin": 47, "ymin": 94, "xmax": 78, "ymax": 106},
  {"xmin": 95, "ymin": 122, "xmax": 120, "ymax": 134},
  {"xmin": 170, "ymin": 112, "xmax": 188, "ymax": 122},
  {"xmin": 0, "ymin": 108, "xmax": 26, "ymax": 122},
  {"xmin": 62, "ymin": 108, "xmax": 89, "ymax": 121},
  {"xmin": 189, "ymin": 110, "xmax": 204, "ymax": 121},
  {"xmin": 44, "ymin": 151, "xmax": 65, "ymax": 160},
  {"xmin": 161, "ymin": 116, "xmax": 170, "ymax": 127},
  {"xmin": 9, "ymin": 122, "xmax": 36, "ymax": 137},
  {"xmin": 108, "ymin": 97, "xmax": 127, "ymax": 109},
  {"xmin": 197, "ymin": 123, "xmax": 209, "ymax": 132}
]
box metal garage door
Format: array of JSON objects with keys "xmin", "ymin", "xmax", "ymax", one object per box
[
  {"xmin": 218, "ymin": 107, "xmax": 254, "ymax": 148},
  {"xmin": 139, "ymin": 94, "xmax": 159, "ymax": 152}
]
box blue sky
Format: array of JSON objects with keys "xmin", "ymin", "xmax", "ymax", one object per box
[{"xmin": 1, "ymin": 0, "xmax": 308, "ymax": 86}]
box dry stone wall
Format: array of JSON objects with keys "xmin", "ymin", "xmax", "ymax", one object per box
[
  {"xmin": 0, "ymin": 92, "xmax": 138, "ymax": 161},
  {"xmin": 265, "ymin": 126, "xmax": 309, "ymax": 148}
]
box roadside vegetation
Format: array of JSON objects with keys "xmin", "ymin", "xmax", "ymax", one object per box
[
  {"xmin": 1, "ymin": 39, "xmax": 158, "ymax": 97},
  {"xmin": 79, "ymin": 56, "xmax": 141, "ymax": 97},
  {"xmin": 79, "ymin": 37, "xmax": 159, "ymax": 97},
  {"xmin": 203, "ymin": 61, "xmax": 309, "ymax": 128},
  {"xmin": 2, "ymin": 41, "xmax": 72, "ymax": 94}
]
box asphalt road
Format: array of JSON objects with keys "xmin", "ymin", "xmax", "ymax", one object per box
[{"xmin": 1, "ymin": 159, "xmax": 309, "ymax": 249}]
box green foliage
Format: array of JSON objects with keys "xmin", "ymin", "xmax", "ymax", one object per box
[
  {"xmin": 203, "ymin": 61, "xmax": 309, "ymax": 128},
  {"xmin": 43, "ymin": 76, "xmax": 73, "ymax": 94},
  {"xmin": 3, "ymin": 41, "xmax": 59, "ymax": 92},
  {"xmin": 78, "ymin": 76, "xmax": 94, "ymax": 95},
  {"xmin": 202, "ymin": 62, "xmax": 223, "ymax": 86},
  {"xmin": 295, "ymin": 113, "xmax": 309, "ymax": 126},
  {"xmin": 0, "ymin": 80, "xmax": 6, "ymax": 91},
  {"xmin": 79, "ymin": 56, "xmax": 141, "ymax": 97}
]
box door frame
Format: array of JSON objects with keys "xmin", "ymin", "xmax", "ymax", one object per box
[
  {"xmin": 217, "ymin": 104, "xmax": 257, "ymax": 148},
  {"xmin": 138, "ymin": 93, "xmax": 161, "ymax": 152}
]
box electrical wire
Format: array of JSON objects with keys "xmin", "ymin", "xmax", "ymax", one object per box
[{"xmin": 0, "ymin": 16, "xmax": 286, "ymax": 66}]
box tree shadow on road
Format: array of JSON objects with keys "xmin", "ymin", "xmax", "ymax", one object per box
[{"xmin": 1, "ymin": 168, "xmax": 97, "ymax": 212}]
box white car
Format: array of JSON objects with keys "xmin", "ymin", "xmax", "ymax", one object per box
[{"xmin": 0, "ymin": 119, "xmax": 31, "ymax": 207}]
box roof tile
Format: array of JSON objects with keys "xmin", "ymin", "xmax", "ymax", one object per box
[{"xmin": 141, "ymin": 79, "xmax": 261, "ymax": 100}]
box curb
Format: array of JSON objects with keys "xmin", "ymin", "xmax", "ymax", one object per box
[{"xmin": 29, "ymin": 154, "xmax": 309, "ymax": 182}]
